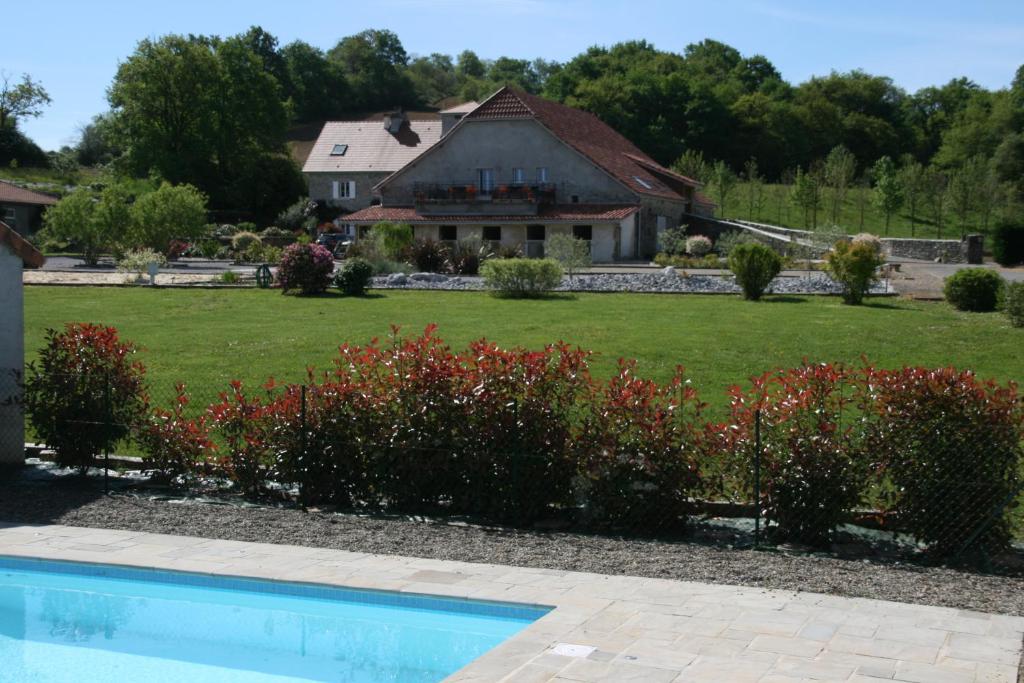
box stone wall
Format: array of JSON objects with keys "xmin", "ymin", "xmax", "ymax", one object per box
[{"xmin": 305, "ymin": 171, "xmax": 390, "ymax": 213}]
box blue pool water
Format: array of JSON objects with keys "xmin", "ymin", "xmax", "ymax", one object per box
[{"xmin": 0, "ymin": 557, "xmax": 547, "ymax": 682}]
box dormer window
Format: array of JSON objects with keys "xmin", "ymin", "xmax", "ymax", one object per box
[{"xmin": 330, "ymin": 144, "xmax": 348, "ymax": 156}]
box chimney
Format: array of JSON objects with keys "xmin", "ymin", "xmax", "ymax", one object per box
[{"xmin": 384, "ymin": 108, "xmax": 405, "ymax": 134}]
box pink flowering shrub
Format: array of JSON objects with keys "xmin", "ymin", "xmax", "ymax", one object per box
[{"xmin": 276, "ymin": 243, "xmax": 334, "ymax": 294}]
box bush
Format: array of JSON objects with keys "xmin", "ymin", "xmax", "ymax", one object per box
[
  {"xmin": 860, "ymin": 366, "xmax": 1023, "ymax": 557},
  {"xmin": 241, "ymin": 241, "xmax": 265, "ymax": 264},
  {"xmin": 166, "ymin": 239, "xmax": 189, "ymax": 261},
  {"xmin": 276, "ymin": 242, "xmax": 335, "ymax": 295},
  {"xmin": 127, "ymin": 182, "xmax": 208, "ymax": 254},
  {"xmin": 826, "ymin": 240, "xmax": 885, "ymax": 305},
  {"xmin": 658, "ymin": 226, "xmax": 688, "ymax": 255},
  {"xmin": 545, "ymin": 233, "xmax": 592, "ymax": 279},
  {"xmin": 197, "ymin": 239, "xmax": 221, "ymax": 259},
  {"xmin": 368, "ymin": 221, "xmax": 414, "ymax": 260},
  {"xmin": 261, "ymin": 245, "xmax": 282, "ymax": 265},
  {"xmin": 481, "ymin": 258, "xmax": 563, "ymax": 297},
  {"xmin": 494, "ymin": 243, "xmax": 523, "ymax": 259},
  {"xmin": 653, "ymin": 253, "xmax": 723, "ymax": 269},
  {"xmin": 944, "ymin": 268, "xmax": 1004, "ymax": 312},
  {"xmin": 135, "ymin": 383, "xmax": 213, "ymax": 482},
  {"xmin": 335, "ymin": 257, "xmax": 374, "ymax": 295},
  {"xmin": 449, "ymin": 236, "xmax": 490, "ymax": 275},
  {"xmin": 722, "ymin": 364, "xmax": 869, "ymax": 545},
  {"xmin": 275, "ymin": 197, "xmax": 317, "ymax": 233},
  {"xmin": 991, "ymin": 220, "xmax": 1024, "ymax": 266},
  {"xmin": 1005, "ymin": 281, "xmax": 1024, "ymax": 328},
  {"xmin": 407, "ymin": 238, "xmax": 449, "ymax": 272},
  {"xmin": 714, "ymin": 230, "xmax": 756, "ymax": 256},
  {"xmin": 117, "ymin": 248, "xmax": 166, "ymax": 281},
  {"xmin": 851, "ymin": 232, "xmax": 882, "ymax": 253},
  {"xmin": 24, "ymin": 323, "xmax": 148, "ymax": 472},
  {"xmin": 207, "ymin": 381, "xmax": 272, "ymax": 495},
  {"xmin": 231, "ymin": 231, "xmax": 261, "ymax": 253},
  {"xmin": 728, "ymin": 243, "xmax": 782, "ymax": 300},
  {"xmin": 685, "ymin": 235, "xmax": 712, "ymax": 257}
]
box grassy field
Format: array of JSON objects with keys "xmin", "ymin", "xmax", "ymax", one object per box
[
  {"xmin": 718, "ymin": 182, "xmax": 992, "ymax": 240},
  {"xmin": 23, "ymin": 286, "xmax": 1024, "ymax": 416}
]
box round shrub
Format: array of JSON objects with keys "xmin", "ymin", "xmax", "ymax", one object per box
[
  {"xmin": 276, "ymin": 242, "xmax": 335, "ymax": 294},
  {"xmin": 1005, "ymin": 281, "xmax": 1024, "ymax": 328},
  {"xmin": 991, "ymin": 220, "xmax": 1024, "ymax": 266},
  {"xmin": 943, "ymin": 268, "xmax": 1004, "ymax": 312},
  {"xmin": 728, "ymin": 242, "xmax": 782, "ymax": 300},
  {"xmin": 24, "ymin": 323, "xmax": 148, "ymax": 472},
  {"xmin": 851, "ymin": 232, "xmax": 882, "ymax": 254},
  {"xmin": 826, "ymin": 240, "xmax": 885, "ymax": 305},
  {"xmin": 685, "ymin": 235, "xmax": 712, "ymax": 257},
  {"xmin": 335, "ymin": 257, "xmax": 374, "ymax": 295},
  {"xmin": 231, "ymin": 231, "xmax": 261, "ymax": 252},
  {"xmin": 480, "ymin": 258, "xmax": 563, "ymax": 297}
]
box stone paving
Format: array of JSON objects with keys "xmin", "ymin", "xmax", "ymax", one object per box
[{"xmin": 0, "ymin": 523, "xmax": 1020, "ymax": 682}]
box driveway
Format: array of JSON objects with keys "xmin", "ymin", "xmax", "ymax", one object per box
[
  {"xmin": 892, "ymin": 260, "xmax": 1024, "ymax": 299},
  {"xmin": 40, "ymin": 256, "xmax": 253, "ymax": 275}
]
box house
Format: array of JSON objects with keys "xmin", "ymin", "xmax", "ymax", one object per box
[
  {"xmin": 0, "ymin": 221, "xmax": 45, "ymax": 465},
  {"xmin": 302, "ymin": 110, "xmax": 444, "ymax": 217},
  {"xmin": 342, "ymin": 87, "xmax": 713, "ymax": 262},
  {"xmin": 0, "ymin": 180, "xmax": 58, "ymax": 237}
]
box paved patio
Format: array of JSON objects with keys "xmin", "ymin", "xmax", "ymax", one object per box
[{"xmin": 0, "ymin": 524, "xmax": 1020, "ymax": 682}]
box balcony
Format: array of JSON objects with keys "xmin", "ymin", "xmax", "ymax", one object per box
[{"xmin": 413, "ymin": 182, "xmax": 556, "ymax": 215}]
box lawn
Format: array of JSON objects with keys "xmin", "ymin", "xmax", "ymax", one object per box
[{"xmin": 23, "ymin": 286, "xmax": 1024, "ymax": 416}]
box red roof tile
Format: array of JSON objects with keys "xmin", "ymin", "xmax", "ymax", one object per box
[
  {"xmin": 464, "ymin": 87, "xmax": 697, "ymax": 202},
  {"xmin": 344, "ymin": 204, "xmax": 639, "ymax": 224},
  {"xmin": 0, "ymin": 180, "xmax": 58, "ymax": 206},
  {"xmin": 0, "ymin": 221, "xmax": 45, "ymax": 268}
]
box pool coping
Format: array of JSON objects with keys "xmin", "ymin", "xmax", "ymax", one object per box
[{"xmin": 1, "ymin": 522, "xmax": 1022, "ymax": 682}]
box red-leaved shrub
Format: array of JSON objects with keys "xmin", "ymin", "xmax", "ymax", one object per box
[
  {"xmin": 135, "ymin": 383, "xmax": 214, "ymax": 482},
  {"xmin": 207, "ymin": 381, "xmax": 273, "ymax": 494},
  {"xmin": 24, "ymin": 323, "xmax": 148, "ymax": 471}
]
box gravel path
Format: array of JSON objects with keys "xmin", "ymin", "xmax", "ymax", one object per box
[
  {"xmin": 2, "ymin": 477, "xmax": 1020, "ymax": 617},
  {"xmin": 371, "ymin": 271, "xmax": 896, "ymax": 295}
]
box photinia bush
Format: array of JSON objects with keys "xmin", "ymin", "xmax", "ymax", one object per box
[
  {"xmin": 858, "ymin": 366, "xmax": 1023, "ymax": 558},
  {"xmin": 207, "ymin": 381, "xmax": 273, "ymax": 494},
  {"xmin": 721, "ymin": 363, "xmax": 869, "ymax": 546},
  {"xmin": 135, "ymin": 383, "xmax": 214, "ymax": 482},
  {"xmin": 276, "ymin": 242, "xmax": 335, "ymax": 294},
  {"xmin": 24, "ymin": 323, "xmax": 148, "ymax": 472}
]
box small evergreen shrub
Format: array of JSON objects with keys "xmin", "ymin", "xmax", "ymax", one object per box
[
  {"xmin": 276, "ymin": 242, "xmax": 335, "ymax": 294},
  {"xmin": 826, "ymin": 240, "xmax": 885, "ymax": 305},
  {"xmin": 685, "ymin": 235, "xmax": 712, "ymax": 257},
  {"xmin": 658, "ymin": 226, "xmax": 688, "ymax": 255},
  {"xmin": 991, "ymin": 220, "xmax": 1024, "ymax": 266},
  {"xmin": 335, "ymin": 257, "xmax": 374, "ymax": 295},
  {"xmin": 24, "ymin": 323, "xmax": 148, "ymax": 472},
  {"xmin": 728, "ymin": 243, "xmax": 782, "ymax": 300},
  {"xmin": 197, "ymin": 239, "xmax": 220, "ymax": 259},
  {"xmin": 231, "ymin": 231, "xmax": 261, "ymax": 252},
  {"xmin": 241, "ymin": 241, "xmax": 265, "ymax": 264},
  {"xmin": 545, "ymin": 233, "xmax": 592, "ymax": 279},
  {"xmin": 1005, "ymin": 281, "xmax": 1024, "ymax": 328},
  {"xmin": 135, "ymin": 383, "xmax": 213, "ymax": 482},
  {"xmin": 481, "ymin": 258, "xmax": 563, "ymax": 297},
  {"xmin": 944, "ymin": 268, "xmax": 1004, "ymax": 312}
]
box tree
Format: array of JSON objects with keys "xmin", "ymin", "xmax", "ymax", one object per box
[
  {"xmin": 545, "ymin": 233, "xmax": 592, "ymax": 280},
  {"xmin": 823, "ymin": 145, "xmax": 856, "ymax": 224},
  {"xmin": 672, "ymin": 149, "xmax": 711, "ymax": 184},
  {"xmin": 42, "ymin": 190, "xmax": 108, "ymax": 264},
  {"xmin": 128, "ymin": 183, "xmax": 208, "ymax": 254},
  {"xmin": 897, "ymin": 156, "xmax": 926, "ymax": 236},
  {"xmin": 456, "ymin": 50, "xmax": 486, "ymax": 80},
  {"xmin": 328, "ymin": 29, "xmax": 417, "ymax": 111},
  {"xmin": 922, "ymin": 166, "xmax": 948, "ymax": 238},
  {"xmin": 0, "ymin": 72, "xmax": 51, "ymax": 130},
  {"xmin": 75, "ymin": 113, "xmax": 121, "ymax": 166},
  {"xmin": 946, "ymin": 156, "xmax": 987, "ymax": 237},
  {"xmin": 710, "ymin": 160, "xmax": 738, "ymax": 217},
  {"xmin": 871, "ymin": 156, "xmax": 903, "ymax": 234},
  {"xmin": 790, "ymin": 166, "xmax": 824, "ymax": 228},
  {"xmin": 743, "ymin": 158, "xmax": 764, "ymax": 220},
  {"xmin": 281, "ymin": 41, "xmax": 350, "ymax": 122},
  {"xmin": 407, "ymin": 53, "xmax": 458, "ymax": 104}
]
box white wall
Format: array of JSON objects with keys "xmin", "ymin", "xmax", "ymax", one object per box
[{"xmin": 0, "ymin": 246, "xmax": 24, "ymax": 464}]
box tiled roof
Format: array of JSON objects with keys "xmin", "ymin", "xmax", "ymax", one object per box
[
  {"xmin": 464, "ymin": 87, "xmax": 698, "ymax": 202},
  {"xmin": 343, "ymin": 204, "xmax": 640, "ymax": 224},
  {"xmin": 302, "ymin": 118, "xmax": 441, "ymax": 174},
  {"xmin": 0, "ymin": 180, "xmax": 58, "ymax": 206},
  {"xmin": 0, "ymin": 220, "xmax": 45, "ymax": 268},
  {"xmin": 439, "ymin": 101, "xmax": 479, "ymax": 114}
]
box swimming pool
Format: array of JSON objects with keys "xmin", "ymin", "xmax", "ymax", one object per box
[{"xmin": 0, "ymin": 556, "xmax": 548, "ymax": 682}]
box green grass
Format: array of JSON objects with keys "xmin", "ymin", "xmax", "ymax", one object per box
[
  {"xmin": 23, "ymin": 287, "xmax": 1024, "ymax": 415},
  {"xmin": 721, "ymin": 182, "xmax": 990, "ymax": 240}
]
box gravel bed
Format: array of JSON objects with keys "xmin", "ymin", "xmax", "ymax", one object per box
[
  {"xmin": 371, "ymin": 271, "xmax": 895, "ymax": 295},
  {"xmin": 1, "ymin": 475, "xmax": 1020, "ymax": 617}
]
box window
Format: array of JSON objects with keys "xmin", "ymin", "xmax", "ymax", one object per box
[
  {"xmin": 482, "ymin": 226, "xmax": 501, "ymax": 242},
  {"xmin": 330, "ymin": 144, "xmax": 348, "ymax": 156},
  {"xmin": 526, "ymin": 224, "xmax": 545, "ymax": 241},
  {"xmin": 478, "ymin": 168, "xmax": 495, "ymax": 193},
  {"xmin": 633, "ymin": 175, "xmax": 653, "ymax": 190},
  {"xmin": 536, "ymin": 167, "xmax": 549, "ymax": 183},
  {"xmin": 570, "ymin": 194, "xmax": 579, "ymax": 204},
  {"xmin": 332, "ymin": 180, "xmax": 355, "ymax": 200},
  {"xmin": 439, "ymin": 225, "xmax": 457, "ymax": 241},
  {"xmin": 512, "ymin": 167, "xmax": 524, "ymax": 185},
  {"xmin": 2, "ymin": 207, "xmax": 15, "ymax": 228},
  {"xmin": 573, "ymin": 225, "xmax": 592, "ymax": 241}
]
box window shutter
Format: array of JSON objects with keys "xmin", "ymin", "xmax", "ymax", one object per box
[
  {"xmin": 348, "ymin": 181, "xmax": 356, "ymax": 198},
  {"xmin": 332, "ymin": 181, "xmax": 339, "ymax": 200}
]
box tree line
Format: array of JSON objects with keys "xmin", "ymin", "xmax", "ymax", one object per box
[{"xmin": 4, "ymin": 27, "xmax": 1023, "ymax": 229}]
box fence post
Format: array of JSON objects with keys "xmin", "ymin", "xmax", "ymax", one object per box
[
  {"xmin": 299, "ymin": 384, "xmax": 308, "ymax": 508},
  {"xmin": 753, "ymin": 408, "xmax": 761, "ymax": 548},
  {"xmin": 103, "ymin": 373, "xmax": 111, "ymax": 495}
]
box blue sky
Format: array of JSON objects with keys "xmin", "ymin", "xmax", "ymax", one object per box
[{"xmin": 4, "ymin": 0, "xmax": 1024, "ymax": 151}]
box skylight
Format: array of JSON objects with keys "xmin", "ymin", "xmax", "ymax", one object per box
[
  {"xmin": 331, "ymin": 144, "xmax": 348, "ymax": 156},
  {"xmin": 633, "ymin": 176, "xmax": 653, "ymax": 190}
]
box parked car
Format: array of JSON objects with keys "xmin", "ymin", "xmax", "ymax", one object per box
[{"xmin": 316, "ymin": 232, "xmax": 353, "ymax": 257}]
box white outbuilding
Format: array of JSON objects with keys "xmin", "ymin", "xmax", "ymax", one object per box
[{"xmin": 0, "ymin": 220, "xmax": 44, "ymax": 466}]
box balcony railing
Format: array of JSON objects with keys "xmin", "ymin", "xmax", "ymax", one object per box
[{"xmin": 413, "ymin": 182, "xmax": 556, "ymax": 205}]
